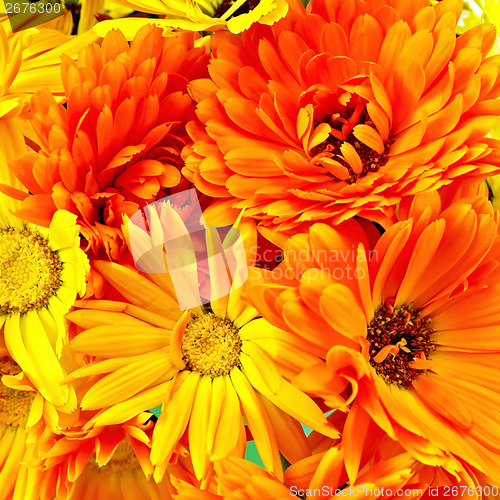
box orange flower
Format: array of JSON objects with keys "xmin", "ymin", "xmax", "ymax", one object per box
[
  {"xmin": 183, "ymin": 0, "xmax": 500, "ymax": 230},
  {"xmin": 172, "ymin": 457, "xmax": 294, "ymax": 499},
  {"xmin": 39, "ymin": 413, "xmax": 179, "ymax": 500},
  {"xmin": 7, "ymin": 25, "xmax": 209, "ymax": 260},
  {"xmin": 247, "ymin": 192, "xmax": 500, "ymax": 483},
  {"xmin": 285, "ymin": 431, "xmax": 484, "ymax": 500}
]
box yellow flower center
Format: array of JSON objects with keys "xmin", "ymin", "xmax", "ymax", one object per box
[
  {"xmin": 91, "ymin": 437, "xmax": 141, "ymax": 474},
  {"xmin": 181, "ymin": 313, "xmax": 242, "ymax": 377},
  {"xmin": 0, "ymin": 356, "xmax": 35, "ymax": 428},
  {"xmin": 0, "ymin": 227, "xmax": 62, "ymax": 314},
  {"xmin": 367, "ymin": 300, "xmax": 434, "ymax": 389}
]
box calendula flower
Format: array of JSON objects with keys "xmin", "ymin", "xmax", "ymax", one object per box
[
  {"xmin": 64, "ymin": 207, "xmax": 336, "ymax": 483},
  {"xmin": 285, "ymin": 433, "xmax": 483, "ymax": 500},
  {"xmin": 0, "ymin": 354, "xmax": 38, "ymax": 500},
  {"xmin": 247, "ymin": 193, "xmax": 500, "ymax": 483},
  {"xmin": 39, "ymin": 413, "xmax": 178, "ymax": 500},
  {"xmin": 0, "ymin": 351, "xmax": 65, "ymax": 500},
  {"xmin": 0, "ymin": 201, "xmax": 89, "ymax": 409},
  {"xmin": 94, "ymin": 0, "xmax": 290, "ymax": 36},
  {"xmin": 183, "ymin": 0, "xmax": 500, "ymax": 230},
  {"xmin": 6, "ymin": 25, "xmax": 209, "ymax": 260},
  {"xmin": 0, "ymin": 15, "xmax": 97, "ymax": 193},
  {"xmin": 0, "ymin": 16, "xmax": 97, "ymax": 110},
  {"xmin": 173, "ymin": 457, "xmax": 294, "ymax": 499}
]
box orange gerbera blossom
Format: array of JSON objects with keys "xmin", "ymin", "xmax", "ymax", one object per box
[
  {"xmin": 6, "ymin": 24, "xmax": 209, "ymax": 260},
  {"xmin": 62, "ymin": 214, "xmax": 336, "ymax": 483},
  {"xmin": 172, "ymin": 457, "xmax": 294, "ymax": 499},
  {"xmin": 285, "ymin": 432, "xmax": 484, "ymax": 500},
  {"xmin": 39, "ymin": 413, "xmax": 180, "ymax": 500},
  {"xmin": 246, "ymin": 192, "xmax": 500, "ymax": 483},
  {"xmin": 183, "ymin": 0, "xmax": 500, "ymax": 230},
  {"xmin": 0, "ymin": 15, "xmax": 97, "ymax": 197}
]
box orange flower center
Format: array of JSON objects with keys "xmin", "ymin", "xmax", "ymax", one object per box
[
  {"xmin": 0, "ymin": 356, "xmax": 35, "ymax": 428},
  {"xmin": 311, "ymin": 107, "xmax": 392, "ymax": 184},
  {"xmin": 90, "ymin": 437, "xmax": 141, "ymax": 474},
  {"xmin": 0, "ymin": 227, "xmax": 62, "ymax": 314},
  {"xmin": 181, "ymin": 313, "xmax": 242, "ymax": 377},
  {"xmin": 366, "ymin": 300, "xmax": 434, "ymax": 389}
]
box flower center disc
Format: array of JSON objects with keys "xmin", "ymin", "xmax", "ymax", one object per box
[
  {"xmin": 0, "ymin": 356, "xmax": 35, "ymax": 428},
  {"xmin": 0, "ymin": 228, "xmax": 62, "ymax": 314},
  {"xmin": 91, "ymin": 437, "xmax": 141, "ymax": 474},
  {"xmin": 212, "ymin": 0, "xmax": 260, "ymax": 18},
  {"xmin": 181, "ymin": 313, "xmax": 242, "ymax": 377},
  {"xmin": 308, "ymin": 94, "xmax": 393, "ymax": 183},
  {"xmin": 366, "ymin": 301, "xmax": 434, "ymax": 389}
]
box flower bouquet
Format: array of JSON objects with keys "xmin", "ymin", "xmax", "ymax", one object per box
[{"xmin": 1, "ymin": 0, "xmax": 500, "ymax": 498}]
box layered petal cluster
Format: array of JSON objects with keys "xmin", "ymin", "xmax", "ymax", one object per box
[
  {"xmin": 0, "ymin": 350, "xmax": 67, "ymax": 500},
  {"xmin": 184, "ymin": 0, "xmax": 500, "ymax": 229},
  {"xmin": 0, "ymin": 16, "xmax": 98, "ymax": 198},
  {"xmin": 173, "ymin": 457, "xmax": 294, "ymax": 499},
  {"xmin": 247, "ymin": 192, "xmax": 500, "ymax": 483},
  {"xmin": 6, "ymin": 25, "xmax": 209, "ymax": 259},
  {"xmin": 0, "ymin": 353, "xmax": 40, "ymax": 500},
  {"xmin": 285, "ymin": 431, "xmax": 484, "ymax": 500},
  {"xmin": 39, "ymin": 413, "xmax": 179, "ymax": 500},
  {"xmin": 1, "ymin": 0, "xmax": 500, "ymax": 497}
]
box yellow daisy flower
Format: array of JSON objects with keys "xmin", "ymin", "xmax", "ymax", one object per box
[
  {"xmin": 0, "ymin": 351, "xmax": 62, "ymax": 500},
  {"xmin": 0, "ymin": 200, "xmax": 89, "ymax": 410},
  {"xmin": 0, "ymin": 354, "xmax": 38, "ymax": 500},
  {"xmin": 65, "ymin": 205, "xmax": 337, "ymax": 483},
  {"xmin": 93, "ymin": 0, "xmax": 291, "ymax": 37}
]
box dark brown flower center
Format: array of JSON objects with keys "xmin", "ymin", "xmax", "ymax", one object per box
[
  {"xmin": 366, "ymin": 301, "xmax": 434, "ymax": 389},
  {"xmin": 212, "ymin": 0, "xmax": 260, "ymax": 18},
  {"xmin": 311, "ymin": 109, "xmax": 392, "ymax": 184}
]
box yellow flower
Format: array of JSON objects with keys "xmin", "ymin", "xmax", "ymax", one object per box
[
  {"xmin": 93, "ymin": 0, "xmax": 290, "ymax": 37},
  {"xmin": 0, "ymin": 354, "xmax": 37, "ymax": 500},
  {"xmin": 0, "ymin": 204, "xmax": 89, "ymax": 410},
  {"xmin": 65, "ymin": 208, "xmax": 336, "ymax": 482},
  {"xmin": 0, "ymin": 352, "xmax": 62, "ymax": 500}
]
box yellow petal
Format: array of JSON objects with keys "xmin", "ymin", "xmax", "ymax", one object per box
[
  {"xmin": 188, "ymin": 375, "xmax": 212, "ymax": 480},
  {"xmin": 229, "ymin": 368, "xmax": 282, "ymax": 481},
  {"xmin": 151, "ymin": 371, "xmax": 200, "ymax": 478}
]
